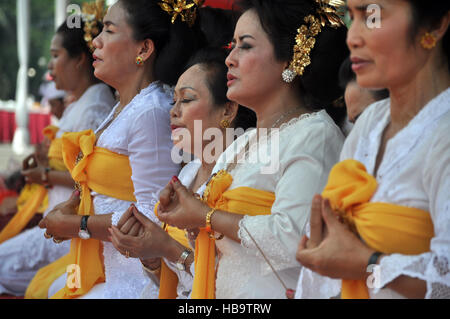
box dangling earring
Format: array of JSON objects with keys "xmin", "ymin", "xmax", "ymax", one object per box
[
  {"xmin": 421, "ymin": 32, "xmax": 437, "ymax": 50},
  {"xmin": 136, "ymin": 56, "xmax": 144, "ymax": 65},
  {"xmin": 220, "ymin": 119, "xmax": 230, "ymax": 129},
  {"xmin": 282, "ymin": 68, "xmax": 297, "ymax": 83}
]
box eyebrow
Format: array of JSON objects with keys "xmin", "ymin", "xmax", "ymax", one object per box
[
  {"xmin": 103, "ymin": 20, "xmax": 116, "ymax": 27},
  {"xmin": 232, "ymin": 34, "xmax": 255, "ymax": 43},
  {"xmin": 178, "ymin": 87, "xmax": 197, "ymax": 93}
]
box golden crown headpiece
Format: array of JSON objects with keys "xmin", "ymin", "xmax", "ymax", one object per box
[
  {"xmin": 82, "ymin": 0, "xmax": 107, "ymax": 52},
  {"xmin": 282, "ymin": 0, "xmax": 345, "ymax": 83},
  {"xmin": 159, "ymin": 0, "xmax": 205, "ymax": 27}
]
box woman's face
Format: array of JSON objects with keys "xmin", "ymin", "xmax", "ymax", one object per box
[
  {"xmin": 225, "ymin": 9, "xmax": 286, "ymax": 109},
  {"xmin": 92, "ymin": 2, "xmax": 143, "ymax": 88},
  {"xmin": 48, "ymin": 34, "xmax": 80, "ymax": 91},
  {"xmin": 170, "ymin": 64, "xmax": 226, "ymax": 157},
  {"xmin": 347, "ymin": 0, "xmax": 428, "ymax": 90}
]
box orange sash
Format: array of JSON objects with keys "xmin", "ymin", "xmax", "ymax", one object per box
[
  {"xmin": 0, "ymin": 126, "xmax": 64, "ymax": 244},
  {"xmin": 321, "ymin": 159, "xmax": 434, "ymax": 299},
  {"xmin": 26, "ymin": 130, "xmax": 136, "ymax": 299}
]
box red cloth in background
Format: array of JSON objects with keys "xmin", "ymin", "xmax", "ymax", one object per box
[
  {"xmin": 204, "ymin": 0, "xmax": 235, "ymax": 9},
  {"xmin": 0, "ymin": 110, "xmax": 51, "ymax": 145}
]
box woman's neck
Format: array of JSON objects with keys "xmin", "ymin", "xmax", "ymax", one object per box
[
  {"xmin": 116, "ymin": 70, "xmax": 155, "ymax": 108},
  {"xmin": 70, "ymin": 73, "xmax": 98, "ymax": 102},
  {"xmin": 252, "ymin": 85, "xmax": 307, "ymax": 129},
  {"xmin": 389, "ymin": 58, "xmax": 450, "ymax": 132}
]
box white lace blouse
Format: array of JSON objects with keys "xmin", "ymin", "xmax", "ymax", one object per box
[
  {"xmin": 50, "ymin": 82, "xmax": 181, "ymax": 299},
  {"xmin": 45, "ymin": 83, "xmax": 116, "ymax": 218},
  {"xmin": 211, "ymin": 110, "xmax": 345, "ymax": 299},
  {"xmin": 296, "ymin": 88, "xmax": 450, "ymax": 299}
]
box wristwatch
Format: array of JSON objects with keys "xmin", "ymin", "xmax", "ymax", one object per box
[
  {"xmin": 41, "ymin": 167, "xmax": 52, "ymax": 189},
  {"xmin": 176, "ymin": 249, "xmax": 193, "ymax": 271},
  {"xmin": 78, "ymin": 216, "xmax": 91, "ymax": 240}
]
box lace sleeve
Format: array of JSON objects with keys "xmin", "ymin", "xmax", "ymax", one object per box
[
  {"xmin": 75, "ymin": 103, "xmax": 112, "ymax": 132},
  {"xmin": 127, "ymin": 106, "xmax": 180, "ymax": 224},
  {"xmin": 237, "ymin": 121, "xmax": 344, "ymax": 275}
]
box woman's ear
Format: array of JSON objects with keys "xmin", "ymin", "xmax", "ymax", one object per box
[
  {"xmin": 222, "ymin": 101, "xmax": 239, "ymax": 124},
  {"xmin": 76, "ymin": 52, "xmax": 88, "ymax": 70},
  {"xmin": 139, "ymin": 39, "xmax": 155, "ymax": 62}
]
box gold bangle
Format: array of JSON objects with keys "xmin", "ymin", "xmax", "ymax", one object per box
[
  {"xmin": 205, "ymin": 208, "xmax": 224, "ymax": 240},
  {"xmin": 141, "ymin": 259, "xmax": 161, "ymax": 276}
]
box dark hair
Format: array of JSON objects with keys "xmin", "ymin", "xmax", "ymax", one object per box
[
  {"xmin": 56, "ymin": 18, "xmax": 99, "ymax": 73},
  {"xmin": 339, "ymin": 56, "xmax": 389, "ymax": 101},
  {"xmin": 185, "ymin": 47, "xmax": 256, "ymax": 131},
  {"xmin": 235, "ymin": 0, "xmax": 349, "ymax": 126},
  {"xmin": 408, "ymin": 1, "xmax": 450, "ymax": 72},
  {"xmin": 338, "ymin": 57, "xmax": 356, "ymax": 89},
  {"xmin": 199, "ymin": 7, "xmax": 235, "ymax": 48},
  {"xmin": 119, "ymin": 0, "xmax": 206, "ymax": 86}
]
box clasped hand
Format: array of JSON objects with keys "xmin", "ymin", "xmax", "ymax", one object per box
[
  {"xmin": 157, "ymin": 176, "xmax": 210, "ymax": 230},
  {"xmin": 109, "ymin": 204, "xmax": 171, "ymax": 261},
  {"xmin": 296, "ymin": 195, "xmax": 375, "ymax": 281},
  {"xmin": 38, "ymin": 190, "xmax": 80, "ymax": 242}
]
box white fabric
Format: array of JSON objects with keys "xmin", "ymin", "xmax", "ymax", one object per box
[
  {"xmin": 0, "ymin": 83, "xmax": 115, "ymax": 296},
  {"xmin": 140, "ymin": 159, "xmax": 202, "ymax": 299},
  {"xmin": 210, "ymin": 110, "xmax": 344, "ymax": 299},
  {"xmin": 49, "ymin": 81, "xmax": 180, "ymax": 299},
  {"xmin": 296, "ymin": 88, "xmax": 450, "ymax": 299}
]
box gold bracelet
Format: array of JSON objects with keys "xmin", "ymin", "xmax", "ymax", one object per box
[
  {"xmin": 205, "ymin": 208, "xmax": 224, "ymax": 240},
  {"xmin": 141, "ymin": 259, "xmax": 161, "ymax": 276}
]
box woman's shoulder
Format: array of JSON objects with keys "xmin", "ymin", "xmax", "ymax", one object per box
[{"xmin": 129, "ymin": 82, "xmax": 173, "ymax": 117}]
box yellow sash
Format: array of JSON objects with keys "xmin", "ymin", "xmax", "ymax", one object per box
[
  {"xmin": 321, "ymin": 159, "xmax": 434, "ymax": 299},
  {"xmin": 0, "ymin": 126, "xmax": 64, "ymax": 244},
  {"xmin": 25, "ymin": 130, "xmax": 136, "ymax": 299},
  {"xmin": 192, "ymin": 170, "xmax": 276, "ymax": 299}
]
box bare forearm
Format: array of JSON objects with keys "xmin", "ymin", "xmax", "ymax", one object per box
[
  {"xmin": 57, "ymin": 214, "xmax": 113, "ymax": 242},
  {"xmin": 385, "ymin": 275, "xmax": 427, "ymax": 298},
  {"xmin": 48, "ymin": 171, "xmax": 75, "ymax": 188},
  {"xmin": 208, "ymin": 208, "xmax": 244, "ymax": 243}
]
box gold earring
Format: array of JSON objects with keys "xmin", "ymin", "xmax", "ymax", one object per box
[
  {"xmin": 220, "ymin": 119, "xmax": 230, "ymax": 129},
  {"xmin": 421, "ymin": 32, "xmax": 437, "ymax": 50},
  {"xmin": 136, "ymin": 56, "xmax": 144, "ymax": 65}
]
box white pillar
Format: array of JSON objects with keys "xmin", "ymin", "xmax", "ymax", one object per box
[
  {"xmin": 12, "ymin": 0, "xmax": 30, "ymax": 155},
  {"xmin": 55, "ymin": 0, "xmax": 69, "ymax": 30}
]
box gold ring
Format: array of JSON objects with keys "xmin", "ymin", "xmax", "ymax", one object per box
[
  {"xmin": 44, "ymin": 232, "xmax": 53, "ymax": 239},
  {"xmin": 53, "ymin": 238, "xmax": 63, "ymax": 244},
  {"xmin": 125, "ymin": 251, "xmax": 130, "ymax": 259}
]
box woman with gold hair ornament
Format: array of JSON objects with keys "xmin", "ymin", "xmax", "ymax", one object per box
[
  {"xmin": 27, "ymin": 0, "xmax": 205, "ymax": 299},
  {"xmin": 156, "ymin": 0, "xmax": 349, "ymax": 299},
  {"xmin": 0, "ymin": 4, "xmax": 115, "ymax": 297},
  {"xmin": 296, "ymin": 0, "xmax": 450, "ymax": 299}
]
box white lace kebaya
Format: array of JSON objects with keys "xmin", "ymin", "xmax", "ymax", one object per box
[
  {"xmin": 211, "ymin": 110, "xmax": 345, "ymax": 299},
  {"xmin": 296, "ymin": 88, "xmax": 450, "ymax": 299},
  {"xmin": 0, "ymin": 83, "xmax": 115, "ymax": 296},
  {"xmin": 48, "ymin": 81, "xmax": 180, "ymax": 299}
]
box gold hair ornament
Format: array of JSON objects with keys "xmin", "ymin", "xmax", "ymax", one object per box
[
  {"xmin": 158, "ymin": 0, "xmax": 205, "ymax": 27},
  {"xmin": 282, "ymin": 0, "xmax": 345, "ymax": 83},
  {"xmin": 82, "ymin": 0, "xmax": 107, "ymax": 52}
]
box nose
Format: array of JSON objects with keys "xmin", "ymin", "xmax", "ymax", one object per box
[
  {"xmin": 346, "ymin": 20, "xmax": 364, "ymax": 51},
  {"xmin": 225, "ymin": 46, "xmax": 237, "ymax": 69},
  {"xmin": 92, "ymin": 31, "xmax": 102, "ymax": 50},
  {"xmin": 47, "ymin": 59, "xmax": 53, "ymax": 71},
  {"xmin": 170, "ymin": 102, "xmax": 179, "ymax": 119}
]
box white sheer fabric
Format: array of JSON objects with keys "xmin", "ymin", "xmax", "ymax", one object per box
[
  {"xmin": 141, "ymin": 159, "xmax": 202, "ymax": 299},
  {"xmin": 0, "ymin": 83, "xmax": 115, "ymax": 296},
  {"xmin": 49, "ymin": 82, "xmax": 180, "ymax": 299},
  {"xmin": 296, "ymin": 88, "xmax": 450, "ymax": 299},
  {"xmin": 210, "ymin": 110, "xmax": 344, "ymax": 299}
]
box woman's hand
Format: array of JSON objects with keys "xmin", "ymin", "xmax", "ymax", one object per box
[
  {"xmin": 296, "ymin": 195, "xmax": 375, "ymax": 281},
  {"xmin": 21, "ymin": 165, "xmax": 46, "ymax": 185},
  {"xmin": 109, "ymin": 206, "xmax": 173, "ymax": 260},
  {"xmin": 39, "ymin": 190, "xmax": 81, "ymax": 241},
  {"xmin": 157, "ymin": 177, "xmax": 210, "ymax": 230}
]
